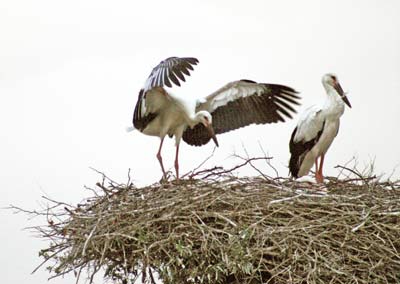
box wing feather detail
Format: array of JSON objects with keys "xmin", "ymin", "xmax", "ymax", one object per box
[
  {"xmin": 143, "ymin": 57, "xmax": 198, "ymax": 91},
  {"xmin": 182, "ymin": 80, "xmax": 301, "ymax": 146}
]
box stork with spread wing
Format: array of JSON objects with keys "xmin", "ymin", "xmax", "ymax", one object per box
[{"xmin": 133, "ymin": 57, "xmax": 300, "ymax": 180}]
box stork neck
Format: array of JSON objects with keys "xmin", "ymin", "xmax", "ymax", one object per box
[
  {"xmin": 169, "ymin": 93, "xmax": 198, "ymax": 126},
  {"xmin": 322, "ymin": 81, "xmax": 331, "ymax": 93},
  {"xmin": 188, "ymin": 112, "xmax": 203, "ymax": 128},
  {"xmin": 323, "ymin": 87, "xmax": 345, "ymax": 116}
]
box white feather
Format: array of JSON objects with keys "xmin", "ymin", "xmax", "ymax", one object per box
[
  {"xmin": 294, "ymin": 105, "xmax": 324, "ymax": 143},
  {"xmin": 202, "ymin": 81, "xmax": 267, "ymax": 112}
]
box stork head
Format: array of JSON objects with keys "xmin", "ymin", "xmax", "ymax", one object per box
[
  {"xmin": 195, "ymin": 111, "xmax": 219, "ymax": 147},
  {"xmin": 322, "ymin": 74, "xmax": 352, "ymax": 108}
]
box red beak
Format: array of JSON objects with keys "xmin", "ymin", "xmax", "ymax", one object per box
[
  {"xmin": 206, "ymin": 123, "xmax": 219, "ymax": 147},
  {"xmin": 334, "ymin": 81, "xmax": 352, "ymax": 108}
]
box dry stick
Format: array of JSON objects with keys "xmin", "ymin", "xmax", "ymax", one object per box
[
  {"xmin": 258, "ymin": 142, "xmax": 280, "ymax": 178},
  {"xmin": 335, "ymin": 156, "xmax": 357, "ymax": 178},
  {"xmin": 82, "ymin": 218, "xmax": 101, "ymax": 256},
  {"xmin": 40, "ymin": 196, "xmax": 75, "ymax": 211},
  {"xmin": 181, "ymin": 146, "xmax": 217, "ymax": 179},
  {"xmin": 31, "ymin": 246, "xmax": 68, "ymax": 274},
  {"xmin": 75, "ymin": 266, "xmax": 84, "ymax": 284},
  {"xmin": 188, "ymin": 166, "xmax": 224, "ymax": 179},
  {"xmin": 334, "ymin": 164, "xmax": 365, "ymax": 181},
  {"xmin": 232, "ymin": 149, "xmax": 273, "ymax": 180},
  {"xmin": 89, "ymin": 167, "xmax": 122, "ymax": 189},
  {"xmin": 201, "ymin": 157, "xmax": 274, "ymax": 179}
]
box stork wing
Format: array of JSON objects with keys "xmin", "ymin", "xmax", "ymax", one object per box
[
  {"xmin": 182, "ymin": 79, "xmax": 300, "ymax": 146},
  {"xmin": 292, "ymin": 105, "xmax": 325, "ymax": 143},
  {"xmin": 288, "ymin": 105, "xmax": 325, "ymax": 177},
  {"xmin": 143, "ymin": 57, "xmax": 199, "ymax": 92},
  {"xmin": 132, "ymin": 87, "xmax": 171, "ymax": 131}
]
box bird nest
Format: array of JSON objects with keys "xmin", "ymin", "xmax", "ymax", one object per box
[{"xmin": 15, "ymin": 158, "xmax": 400, "ymax": 284}]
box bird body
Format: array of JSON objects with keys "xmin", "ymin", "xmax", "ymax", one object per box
[
  {"xmin": 133, "ymin": 57, "xmax": 301, "ymax": 180},
  {"xmin": 139, "ymin": 89, "xmax": 191, "ymax": 138},
  {"xmin": 289, "ymin": 74, "xmax": 351, "ymax": 182}
]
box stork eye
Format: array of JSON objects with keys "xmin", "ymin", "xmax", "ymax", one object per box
[
  {"xmin": 204, "ymin": 116, "xmax": 209, "ymax": 122},
  {"xmin": 331, "ymin": 75, "xmax": 337, "ymax": 81}
]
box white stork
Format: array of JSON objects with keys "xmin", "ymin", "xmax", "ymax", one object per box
[
  {"xmin": 133, "ymin": 57, "xmax": 300, "ymax": 180},
  {"xmin": 289, "ymin": 73, "xmax": 352, "ymax": 183}
]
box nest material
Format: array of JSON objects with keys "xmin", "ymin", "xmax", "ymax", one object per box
[{"xmin": 19, "ymin": 163, "xmax": 400, "ymax": 284}]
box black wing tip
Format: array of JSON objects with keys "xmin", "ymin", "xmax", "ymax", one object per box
[
  {"xmin": 264, "ymin": 84, "xmax": 301, "ymax": 120},
  {"xmin": 273, "ymin": 93, "xmax": 301, "ymax": 120},
  {"xmin": 288, "ymin": 127, "xmax": 301, "ymax": 178},
  {"xmin": 185, "ymin": 57, "xmax": 199, "ymax": 65},
  {"xmin": 164, "ymin": 80, "xmax": 172, "ymax": 88}
]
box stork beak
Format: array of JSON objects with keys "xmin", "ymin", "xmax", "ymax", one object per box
[
  {"xmin": 334, "ymin": 81, "xmax": 352, "ymax": 108},
  {"xmin": 207, "ymin": 124, "xmax": 219, "ymax": 147},
  {"xmin": 341, "ymin": 94, "xmax": 352, "ymax": 108}
]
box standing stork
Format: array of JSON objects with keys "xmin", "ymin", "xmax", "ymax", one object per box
[
  {"xmin": 289, "ymin": 74, "xmax": 352, "ymax": 183},
  {"xmin": 133, "ymin": 57, "xmax": 301, "ymax": 180}
]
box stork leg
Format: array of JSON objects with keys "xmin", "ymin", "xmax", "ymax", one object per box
[
  {"xmin": 314, "ymin": 157, "xmax": 322, "ymax": 183},
  {"xmin": 156, "ymin": 138, "xmax": 167, "ymax": 180},
  {"xmin": 174, "ymin": 143, "xmax": 180, "ymax": 180},
  {"xmin": 314, "ymin": 157, "xmax": 319, "ymax": 176},
  {"xmin": 316, "ymin": 154, "xmax": 325, "ymax": 183}
]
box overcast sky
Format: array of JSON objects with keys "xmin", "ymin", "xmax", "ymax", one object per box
[{"xmin": 1, "ymin": 0, "xmax": 399, "ymax": 283}]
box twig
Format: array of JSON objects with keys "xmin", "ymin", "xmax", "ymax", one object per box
[{"xmin": 182, "ymin": 147, "xmax": 217, "ymax": 179}]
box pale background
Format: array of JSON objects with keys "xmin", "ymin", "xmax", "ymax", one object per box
[{"xmin": 1, "ymin": 0, "xmax": 399, "ymax": 283}]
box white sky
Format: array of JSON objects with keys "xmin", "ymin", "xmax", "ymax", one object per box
[{"xmin": 1, "ymin": 0, "xmax": 399, "ymax": 283}]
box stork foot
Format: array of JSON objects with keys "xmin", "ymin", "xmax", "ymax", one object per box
[{"xmin": 159, "ymin": 171, "xmax": 172, "ymax": 184}]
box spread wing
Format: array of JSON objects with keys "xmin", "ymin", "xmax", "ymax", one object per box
[
  {"xmin": 133, "ymin": 56, "xmax": 198, "ymax": 130},
  {"xmin": 143, "ymin": 57, "xmax": 199, "ymax": 92},
  {"xmin": 182, "ymin": 79, "xmax": 300, "ymax": 146}
]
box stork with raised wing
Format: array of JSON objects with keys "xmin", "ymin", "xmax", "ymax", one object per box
[
  {"xmin": 289, "ymin": 74, "xmax": 352, "ymax": 183},
  {"xmin": 133, "ymin": 57, "xmax": 301, "ymax": 180}
]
